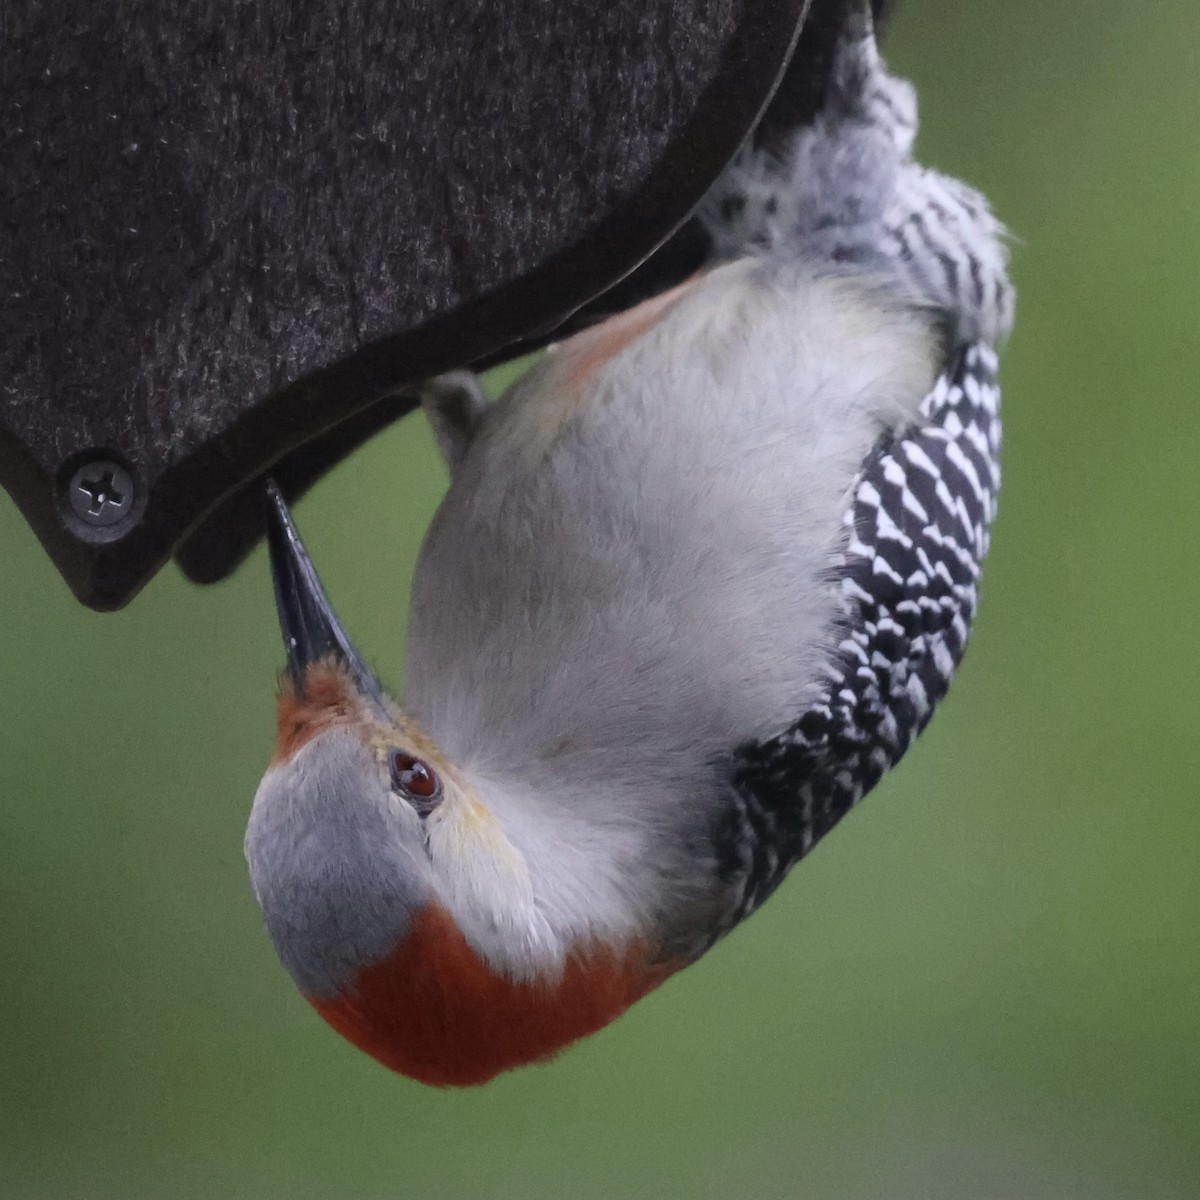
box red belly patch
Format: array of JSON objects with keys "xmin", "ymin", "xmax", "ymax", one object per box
[{"xmin": 307, "ymin": 904, "xmax": 675, "ymax": 1086}]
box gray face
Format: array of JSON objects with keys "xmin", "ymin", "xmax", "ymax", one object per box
[{"xmin": 245, "ymin": 728, "xmax": 435, "ymax": 998}]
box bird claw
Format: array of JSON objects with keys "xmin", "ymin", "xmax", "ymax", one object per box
[{"xmin": 419, "ymin": 371, "xmax": 490, "ymax": 474}]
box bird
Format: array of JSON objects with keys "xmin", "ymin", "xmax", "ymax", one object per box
[{"xmin": 246, "ymin": 3, "xmax": 1013, "ymax": 1087}]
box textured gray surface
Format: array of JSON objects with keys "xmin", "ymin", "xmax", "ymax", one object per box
[
  {"xmin": 0, "ymin": 0, "xmax": 806, "ymax": 607},
  {"xmin": 177, "ymin": 0, "xmax": 902, "ymax": 589}
]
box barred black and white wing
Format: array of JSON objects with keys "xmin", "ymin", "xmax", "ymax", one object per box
[
  {"xmin": 689, "ymin": 1, "xmax": 1013, "ymax": 943},
  {"xmin": 712, "ymin": 341, "xmax": 1002, "ymax": 933}
]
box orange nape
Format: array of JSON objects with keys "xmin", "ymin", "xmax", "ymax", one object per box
[{"xmin": 308, "ymin": 903, "xmax": 678, "ymax": 1086}]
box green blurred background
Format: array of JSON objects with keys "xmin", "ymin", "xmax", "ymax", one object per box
[{"xmin": 4, "ymin": 1, "xmax": 1199, "ymax": 1196}]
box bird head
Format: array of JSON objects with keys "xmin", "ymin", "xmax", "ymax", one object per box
[{"xmin": 246, "ymin": 484, "xmax": 672, "ymax": 1086}]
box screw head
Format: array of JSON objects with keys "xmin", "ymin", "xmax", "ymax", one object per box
[{"xmin": 68, "ymin": 460, "xmax": 135, "ymax": 527}]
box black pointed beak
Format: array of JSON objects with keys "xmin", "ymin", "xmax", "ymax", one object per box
[{"xmin": 264, "ymin": 480, "xmax": 388, "ymax": 709}]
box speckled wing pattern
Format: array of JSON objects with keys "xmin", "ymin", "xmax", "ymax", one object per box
[
  {"xmin": 713, "ymin": 340, "xmax": 1002, "ymax": 933},
  {"xmin": 693, "ymin": 1, "xmax": 1011, "ymax": 942}
]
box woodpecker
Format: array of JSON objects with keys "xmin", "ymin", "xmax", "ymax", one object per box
[{"xmin": 247, "ymin": 5, "xmax": 1013, "ymax": 1087}]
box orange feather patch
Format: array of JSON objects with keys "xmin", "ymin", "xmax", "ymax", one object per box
[
  {"xmin": 560, "ymin": 276, "xmax": 698, "ymax": 394},
  {"xmin": 272, "ymin": 659, "xmax": 447, "ymax": 770},
  {"xmin": 308, "ymin": 904, "xmax": 678, "ymax": 1086},
  {"xmin": 272, "ymin": 661, "xmax": 362, "ymax": 766}
]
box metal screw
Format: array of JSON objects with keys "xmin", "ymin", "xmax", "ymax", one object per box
[{"xmin": 68, "ymin": 460, "xmax": 135, "ymax": 527}]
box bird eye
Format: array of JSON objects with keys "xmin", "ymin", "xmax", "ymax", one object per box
[{"xmin": 389, "ymin": 751, "xmax": 442, "ymax": 813}]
